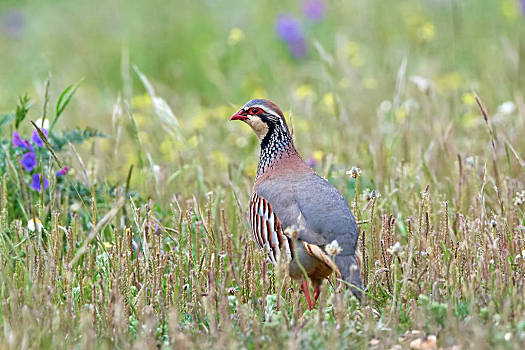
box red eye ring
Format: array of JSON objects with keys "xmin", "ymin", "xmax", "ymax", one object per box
[{"xmin": 250, "ymin": 107, "xmax": 260, "ymax": 115}]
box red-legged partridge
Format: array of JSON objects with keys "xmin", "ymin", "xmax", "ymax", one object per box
[{"xmin": 231, "ymin": 99, "xmax": 363, "ymax": 308}]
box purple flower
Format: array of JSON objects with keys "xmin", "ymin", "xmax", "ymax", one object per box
[
  {"xmin": 30, "ymin": 173, "xmax": 49, "ymax": 192},
  {"xmin": 12, "ymin": 131, "xmax": 34, "ymax": 151},
  {"xmin": 1, "ymin": 9, "xmax": 25, "ymax": 39},
  {"xmin": 276, "ymin": 14, "xmax": 303, "ymax": 43},
  {"xmin": 303, "ymin": 0, "xmax": 325, "ymax": 21},
  {"xmin": 12, "ymin": 131, "xmax": 26, "ymax": 148},
  {"xmin": 306, "ymin": 156, "xmax": 316, "ymax": 168},
  {"xmin": 275, "ymin": 14, "xmax": 308, "ymax": 58},
  {"xmin": 21, "ymin": 152, "xmax": 36, "ymax": 172},
  {"xmin": 31, "ymin": 128, "xmax": 48, "ymax": 147},
  {"xmin": 57, "ymin": 166, "xmax": 70, "ymax": 177},
  {"xmin": 287, "ymin": 38, "xmax": 308, "ymax": 58}
]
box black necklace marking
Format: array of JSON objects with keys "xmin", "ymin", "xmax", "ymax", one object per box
[{"xmin": 257, "ymin": 117, "xmax": 293, "ymax": 177}]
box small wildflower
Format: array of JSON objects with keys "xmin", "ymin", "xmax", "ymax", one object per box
[
  {"xmin": 284, "ymin": 225, "xmax": 299, "ymax": 240},
  {"xmin": 70, "ymin": 201, "xmax": 81, "ymax": 212},
  {"xmin": 31, "ymin": 127, "xmax": 48, "ymax": 147},
  {"xmin": 302, "ymin": 0, "xmax": 325, "ymax": 21},
  {"xmin": 325, "ymin": 240, "xmax": 342, "ymax": 256},
  {"xmin": 306, "ymin": 157, "xmax": 316, "ymax": 168},
  {"xmin": 347, "ymin": 166, "xmax": 362, "ymax": 178},
  {"xmin": 228, "ymin": 287, "xmax": 236, "ymax": 295},
  {"xmin": 387, "ymin": 242, "xmax": 402, "ymax": 256},
  {"xmin": 227, "ymin": 27, "xmax": 244, "ymax": 46},
  {"xmin": 276, "ymin": 14, "xmax": 303, "ymax": 43},
  {"xmin": 21, "ymin": 152, "xmax": 36, "ymax": 172},
  {"xmin": 30, "ymin": 173, "xmax": 49, "ymax": 192},
  {"xmin": 379, "ymin": 100, "xmax": 392, "ymax": 113},
  {"xmin": 513, "ymin": 190, "xmax": 525, "ymax": 206},
  {"xmin": 465, "ymin": 156, "xmax": 475, "ymax": 168},
  {"xmin": 34, "ymin": 118, "xmax": 50, "ymax": 129},
  {"xmin": 363, "ymin": 188, "xmax": 380, "ymax": 202},
  {"xmin": 374, "ymin": 260, "xmax": 381, "ymax": 268},
  {"xmin": 103, "ymin": 241, "xmax": 113, "ymax": 249},
  {"xmin": 410, "ymin": 76, "xmax": 432, "ymax": 93},
  {"xmin": 490, "ymin": 218, "xmax": 497, "ymax": 229},
  {"xmin": 12, "ymin": 131, "xmax": 25, "ymax": 148},
  {"xmin": 287, "ymin": 38, "xmax": 307, "ymax": 58},
  {"xmin": 2, "ymin": 9, "xmax": 25, "ymax": 39},
  {"xmin": 27, "ymin": 217, "xmax": 43, "ymax": 232},
  {"xmin": 12, "ymin": 131, "xmax": 33, "ymax": 150},
  {"xmin": 275, "ymin": 14, "xmax": 307, "ymax": 58},
  {"xmin": 57, "ymin": 166, "xmax": 70, "ymax": 177},
  {"xmin": 497, "ymin": 101, "xmax": 515, "ymax": 116}
]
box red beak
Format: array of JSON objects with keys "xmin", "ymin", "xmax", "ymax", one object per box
[{"xmin": 230, "ymin": 110, "xmax": 248, "ymax": 121}]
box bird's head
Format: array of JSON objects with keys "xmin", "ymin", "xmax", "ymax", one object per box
[{"xmin": 230, "ymin": 99, "xmax": 290, "ymax": 143}]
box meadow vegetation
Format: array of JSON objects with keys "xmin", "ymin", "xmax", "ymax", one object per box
[{"xmin": 0, "ymin": 0, "xmax": 524, "ymax": 348}]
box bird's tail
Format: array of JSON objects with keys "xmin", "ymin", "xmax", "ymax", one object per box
[{"xmin": 335, "ymin": 254, "xmax": 364, "ymax": 301}]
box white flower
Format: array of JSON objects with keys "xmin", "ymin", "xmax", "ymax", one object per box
[
  {"xmin": 325, "ymin": 240, "xmax": 342, "ymax": 256},
  {"xmin": 70, "ymin": 201, "xmax": 82, "ymax": 212},
  {"xmin": 497, "ymin": 101, "xmax": 515, "ymax": 116},
  {"xmin": 34, "ymin": 118, "xmax": 50, "ymax": 129},
  {"xmin": 346, "ymin": 166, "xmax": 362, "ymax": 179},
  {"xmin": 363, "ymin": 188, "xmax": 381, "ymax": 201},
  {"xmin": 387, "ymin": 242, "xmax": 402, "ymax": 256},
  {"xmin": 465, "ymin": 156, "xmax": 475, "ymax": 168},
  {"xmin": 513, "ymin": 190, "xmax": 525, "ymax": 206},
  {"xmin": 27, "ymin": 218, "xmax": 43, "ymax": 232},
  {"xmin": 410, "ymin": 76, "xmax": 432, "ymax": 93},
  {"xmin": 378, "ymin": 100, "xmax": 392, "ymax": 113}
]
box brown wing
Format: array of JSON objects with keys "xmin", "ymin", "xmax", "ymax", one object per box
[{"xmin": 249, "ymin": 192, "xmax": 294, "ymax": 264}]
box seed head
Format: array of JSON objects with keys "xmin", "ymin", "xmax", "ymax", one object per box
[
  {"xmin": 513, "ymin": 190, "xmax": 525, "ymax": 206},
  {"xmin": 325, "ymin": 240, "xmax": 342, "ymax": 256},
  {"xmin": 387, "ymin": 242, "xmax": 402, "ymax": 256},
  {"xmin": 347, "ymin": 166, "xmax": 362, "ymax": 178}
]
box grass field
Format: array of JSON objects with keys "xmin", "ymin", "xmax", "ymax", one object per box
[{"xmin": 1, "ymin": 0, "xmax": 524, "ymax": 348}]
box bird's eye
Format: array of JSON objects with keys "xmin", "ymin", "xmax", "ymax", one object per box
[{"xmin": 250, "ymin": 108, "xmax": 260, "ymax": 115}]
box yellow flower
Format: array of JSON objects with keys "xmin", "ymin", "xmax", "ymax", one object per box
[
  {"xmin": 295, "ymin": 84, "xmax": 315, "ymax": 99},
  {"xmin": 188, "ymin": 135, "xmax": 199, "ymax": 148},
  {"xmin": 461, "ymin": 92, "xmax": 476, "ymax": 106},
  {"xmin": 312, "ymin": 150, "xmax": 323, "ymax": 162},
  {"xmin": 500, "ymin": 0, "xmax": 518, "ymax": 20},
  {"xmin": 436, "ymin": 72, "xmax": 462, "ymax": 91},
  {"xmin": 395, "ymin": 107, "xmax": 407, "ymax": 123},
  {"xmin": 418, "ymin": 22, "xmax": 435, "ymax": 42},
  {"xmin": 103, "ymin": 241, "xmax": 113, "ymax": 249},
  {"xmin": 131, "ymin": 94, "xmax": 152, "ymax": 109},
  {"xmin": 322, "ymin": 93, "xmax": 335, "ymax": 113},
  {"xmin": 228, "ymin": 28, "xmax": 245, "ymax": 45},
  {"xmin": 211, "ymin": 151, "xmax": 228, "ymax": 169},
  {"xmin": 244, "ymin": 163, "xmax": 258, "ymax": 178}
]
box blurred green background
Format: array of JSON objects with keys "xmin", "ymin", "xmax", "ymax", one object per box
[{"xmin": 1, "ymin": 0, "xmax": 524, "ymax": 201}]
